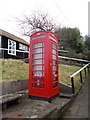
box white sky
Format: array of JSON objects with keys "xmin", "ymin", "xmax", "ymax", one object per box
[{"xmin": 0, "ymin": 0, "xmax": 89, "ymax": 43}]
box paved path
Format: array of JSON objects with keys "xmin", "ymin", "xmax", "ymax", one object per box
[{"xmin": 62, "ymin": 76, "xmax": 89, "ymax": 118}]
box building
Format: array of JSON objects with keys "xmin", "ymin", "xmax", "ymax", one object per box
[
  {"xmin": 88, "ymin": 2, "xmax": 90, "ymax": 36},
  {"xmin": 0, "ymin": 29, "xmax": 29, "ymax": 59}
]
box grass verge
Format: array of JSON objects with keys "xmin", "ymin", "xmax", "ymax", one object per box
[
  {"xmin": 1, "ymin": 59, "xmax": 28, "ymax": 82},
  {"xmin": 1, "ymin": 59, "xmax": 82, "ymax": 92},
  {"xmin": 59, "ymin": 64, "xmax": 81, "ymax": 87}
]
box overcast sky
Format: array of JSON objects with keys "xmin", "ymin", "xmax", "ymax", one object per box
[{"xmin": 0, "ymin": 0, "xmax": 89, "ymax": 42}]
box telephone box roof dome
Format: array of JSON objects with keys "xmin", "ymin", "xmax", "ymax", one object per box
[{"xmin": 30, "ymin": 31, "xmax": 58, "ymax": 39}]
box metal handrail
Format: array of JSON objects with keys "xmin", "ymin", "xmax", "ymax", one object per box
[
  {"xmin": 70, "ymin": 63, "xmax": 90, "ymax": 94},
  {"xmin": 58, "ymin": 56, "xmax": 90, "ymax": 63},
  {"xmin": 70, "ymin": 63, "xmax": 90, "ymax": 78}
]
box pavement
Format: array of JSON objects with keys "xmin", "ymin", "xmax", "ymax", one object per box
[
  {"xmin": 1, "ymin": 75, "xmax": 89, "ymax": 119},
  {"xmin": 62, "ymin": 75, "xmax": 89, "ymax": 118},
  {"xmin": 1, "ymin": 95, "xmax": 71, "ymax": 119}
]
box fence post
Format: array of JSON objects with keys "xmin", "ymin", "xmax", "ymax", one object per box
[
  {"xmin": 80, "ymin": 71, "xmax": 82, "ymax": 84},
  {"xmin": 71, "ymin": 77, "xmax": 75, "ymax": 94}
]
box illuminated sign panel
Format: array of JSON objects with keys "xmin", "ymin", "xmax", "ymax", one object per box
[{"xmin": 32, "ymin": 35, "xmax": 46, "ymax": 40}]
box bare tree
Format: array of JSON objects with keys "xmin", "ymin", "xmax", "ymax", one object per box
[{"xmin": 16, "ymin": 10, "xmax": 58, "ymax": 36}]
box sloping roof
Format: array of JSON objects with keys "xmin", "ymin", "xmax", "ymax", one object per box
[{"xmin": 0, "ymin": 29, "xmax": 29, "ymax": 46}]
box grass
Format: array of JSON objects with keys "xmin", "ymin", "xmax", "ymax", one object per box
[
  {"xmin": 1, "ymin": 59, "xmax": 84, "ymax": 92},
  {"xmin": 59, "ymin": 64, "xmax": 81, "ymax": 86},
  {"xmin": 59, "ymin": 64, "xmax": 88, "ymax": 92},
  {"xmin": 1, "ymin": 59, "xmax": 28, "ymax": 82},
  {"xmin": 59, "ymin": 64, "xmax": 84, "ymax": 93}
]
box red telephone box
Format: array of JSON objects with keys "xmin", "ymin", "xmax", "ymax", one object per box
[{"xmin": 28, "ymin": 31, "xmax": 59, "ymax": 102}]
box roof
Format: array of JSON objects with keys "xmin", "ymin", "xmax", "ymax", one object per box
[{"xmin": 0, "ymin": 29, "xmax": 29, "ymax": 46}]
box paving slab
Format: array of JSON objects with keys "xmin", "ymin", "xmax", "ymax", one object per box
[
  {"xmin": 62, "ymin": 78, "xmax": 89, "ymax": 118},
  {"xmin": 1, "ymin": 94, "xmax": 72, "ymax": 119},
  {"xmin": 0, "ymin": 93, "xmax": 23, "ymax": 104},
  {"xmin": 0, "ymin": 75, "xmax": 89, "ymax": 119}
]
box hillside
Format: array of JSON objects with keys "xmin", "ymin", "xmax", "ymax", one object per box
[
  {"xmin": 1, "ymin": 59, "xmax": 80, "ymax": 88},
  {"xmin": 1, "ymin": 59, "xmax": 28, "ymax": 81}
]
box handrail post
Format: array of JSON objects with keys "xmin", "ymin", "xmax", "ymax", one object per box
[
  {"xmin": 80, "ymin": 71, "xmax": 82, "ymax": 84},
  {"xmin": 88, "ymin": 67, "xmax": 89, "ymax": 74},
  {"xmin": 71, "ymin": 77, "xmax": 75, "ymax": 94},
  {"xmin": 84, "ymin": 68, "xmax": 87, "ymax": 77}
]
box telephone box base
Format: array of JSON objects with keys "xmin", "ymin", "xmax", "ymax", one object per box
[{"xmin": 28, "ymin": 94, "xmax": 59, "ymax": 102}]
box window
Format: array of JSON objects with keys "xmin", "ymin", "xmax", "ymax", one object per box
[
  {"xmin": 32, "ymin": 83, "xmax": 44, "ymax": 88},
  {"xmin": 33, "ymin": 59, "xmax": 43, "ymax": 64},
  {"xmin": 52, "ymin": 44, "xmax": 56, "ymax": 49},
  {"xmin": 33, "ymin": 42, "xmax": 43, "ymax": 48},
  {"xmin": 19, "ymin": 43, "xmax": 28, "ymax": 51},
  {"xmin": 33, "ymin": 48, "xmax": 43, "ymax": 53},
  {"xmin": 33, "ymin": 54, "xmax": 43, "ymax": 59},
  {"xmin": 52, "ymin": 66, "xmax": 57, "ymax": 70},
  {"xmin": 0, "ymin": 36, "xmax": 1, "ymax": 48},
  {"xmin": 52, "ymin": 71, "xmax": 57, "ymax": 76},
  {"xmin": 52, "ymin": 60, "xmax": 57, "ymax": 65},
  {"xmin": 33, "ymin": 65, "xmax": 43, "ymax": 70},
  {"xmin": 8, "ymin": 39, "xmax": 16, "ymax": 56},
  {"xmin": 49, "ymin": 35, "xmax": 56, "ymax": 41},
  {"xmin": 33, "ymin": 77, "xmax": 44, "ymax": 82},
  {"xmin": 33, "ymin": 71, "xmax": 43, "ymax": 76},
  {"xmin": 52, "ymin": 49, "xmax": 56, "ymax": 54},
  {"xmin": 52, "ymin": 43, "xmax": 58, "ymax": 88},
  {"xmin": 32, "ymin": 42, "xmax": 44, "ymax": 88},
  {"xmin": 52, "ymin": 54, "xmax": 56, "ymax": 59},
  {"xmin": 0, "ymin": 36, "xmax": 1, "ymax": 55}
]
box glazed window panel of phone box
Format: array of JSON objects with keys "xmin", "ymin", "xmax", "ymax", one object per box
[
  {"xmin": 33, "ymin": 71, "xmax": 43, "ymax": 76},
  {"xmin": 52, "ymin": 66, "xmax": 57, "ymax": 70},
  {"xmin": 33, "ymin": 65, "xmax": 43, "ymax": 70},
  {"xmin": 49, "ymin": 35, "xmax": 56, "ymax": 41},
  {"xmin": 33, "ymin": 77, "xmax": 44, "ymax": 82},
  {"xmin": 52, "ymin": 54, "xmax": 56, "ymax": 59},
  {"xmin": 0, "ymin": 36, "xmax": 1, "ymax": 48},
  {"xmin": 52, "ymin": 60, "xmax": 57, "ymax": 65},
  {"xmin": 33, "ymin": 48, "xmax": 43, "ymax": 53},
  {"xmin": 52, "ymin": 49, "xmax": 56, "ymax": 54},
  {"xmin": 33, "ymin": 59, "xmax": 43, "ymax": 64},
  {"xmin": 52, "ymin": 43, "xmax": 56, "ymax": 49},
  {"xmin": 32, "ymin": 54, "xmax": 43, "ymax": 59},
  {"xmin": 52, "ymin": 71, "xmax": 57, "ymax": 76},
  {"xmin": 33, "ymin": 42, "xmax": 43, "ymax": 48}
]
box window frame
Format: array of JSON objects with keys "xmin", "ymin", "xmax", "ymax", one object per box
[
  {"xmin": 8, "ymin": 39, "xmax": 16, "ymax": 56},
  {"xmin": 0, "ymin": 36, "xmax": 1, "ymax": 48}
]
